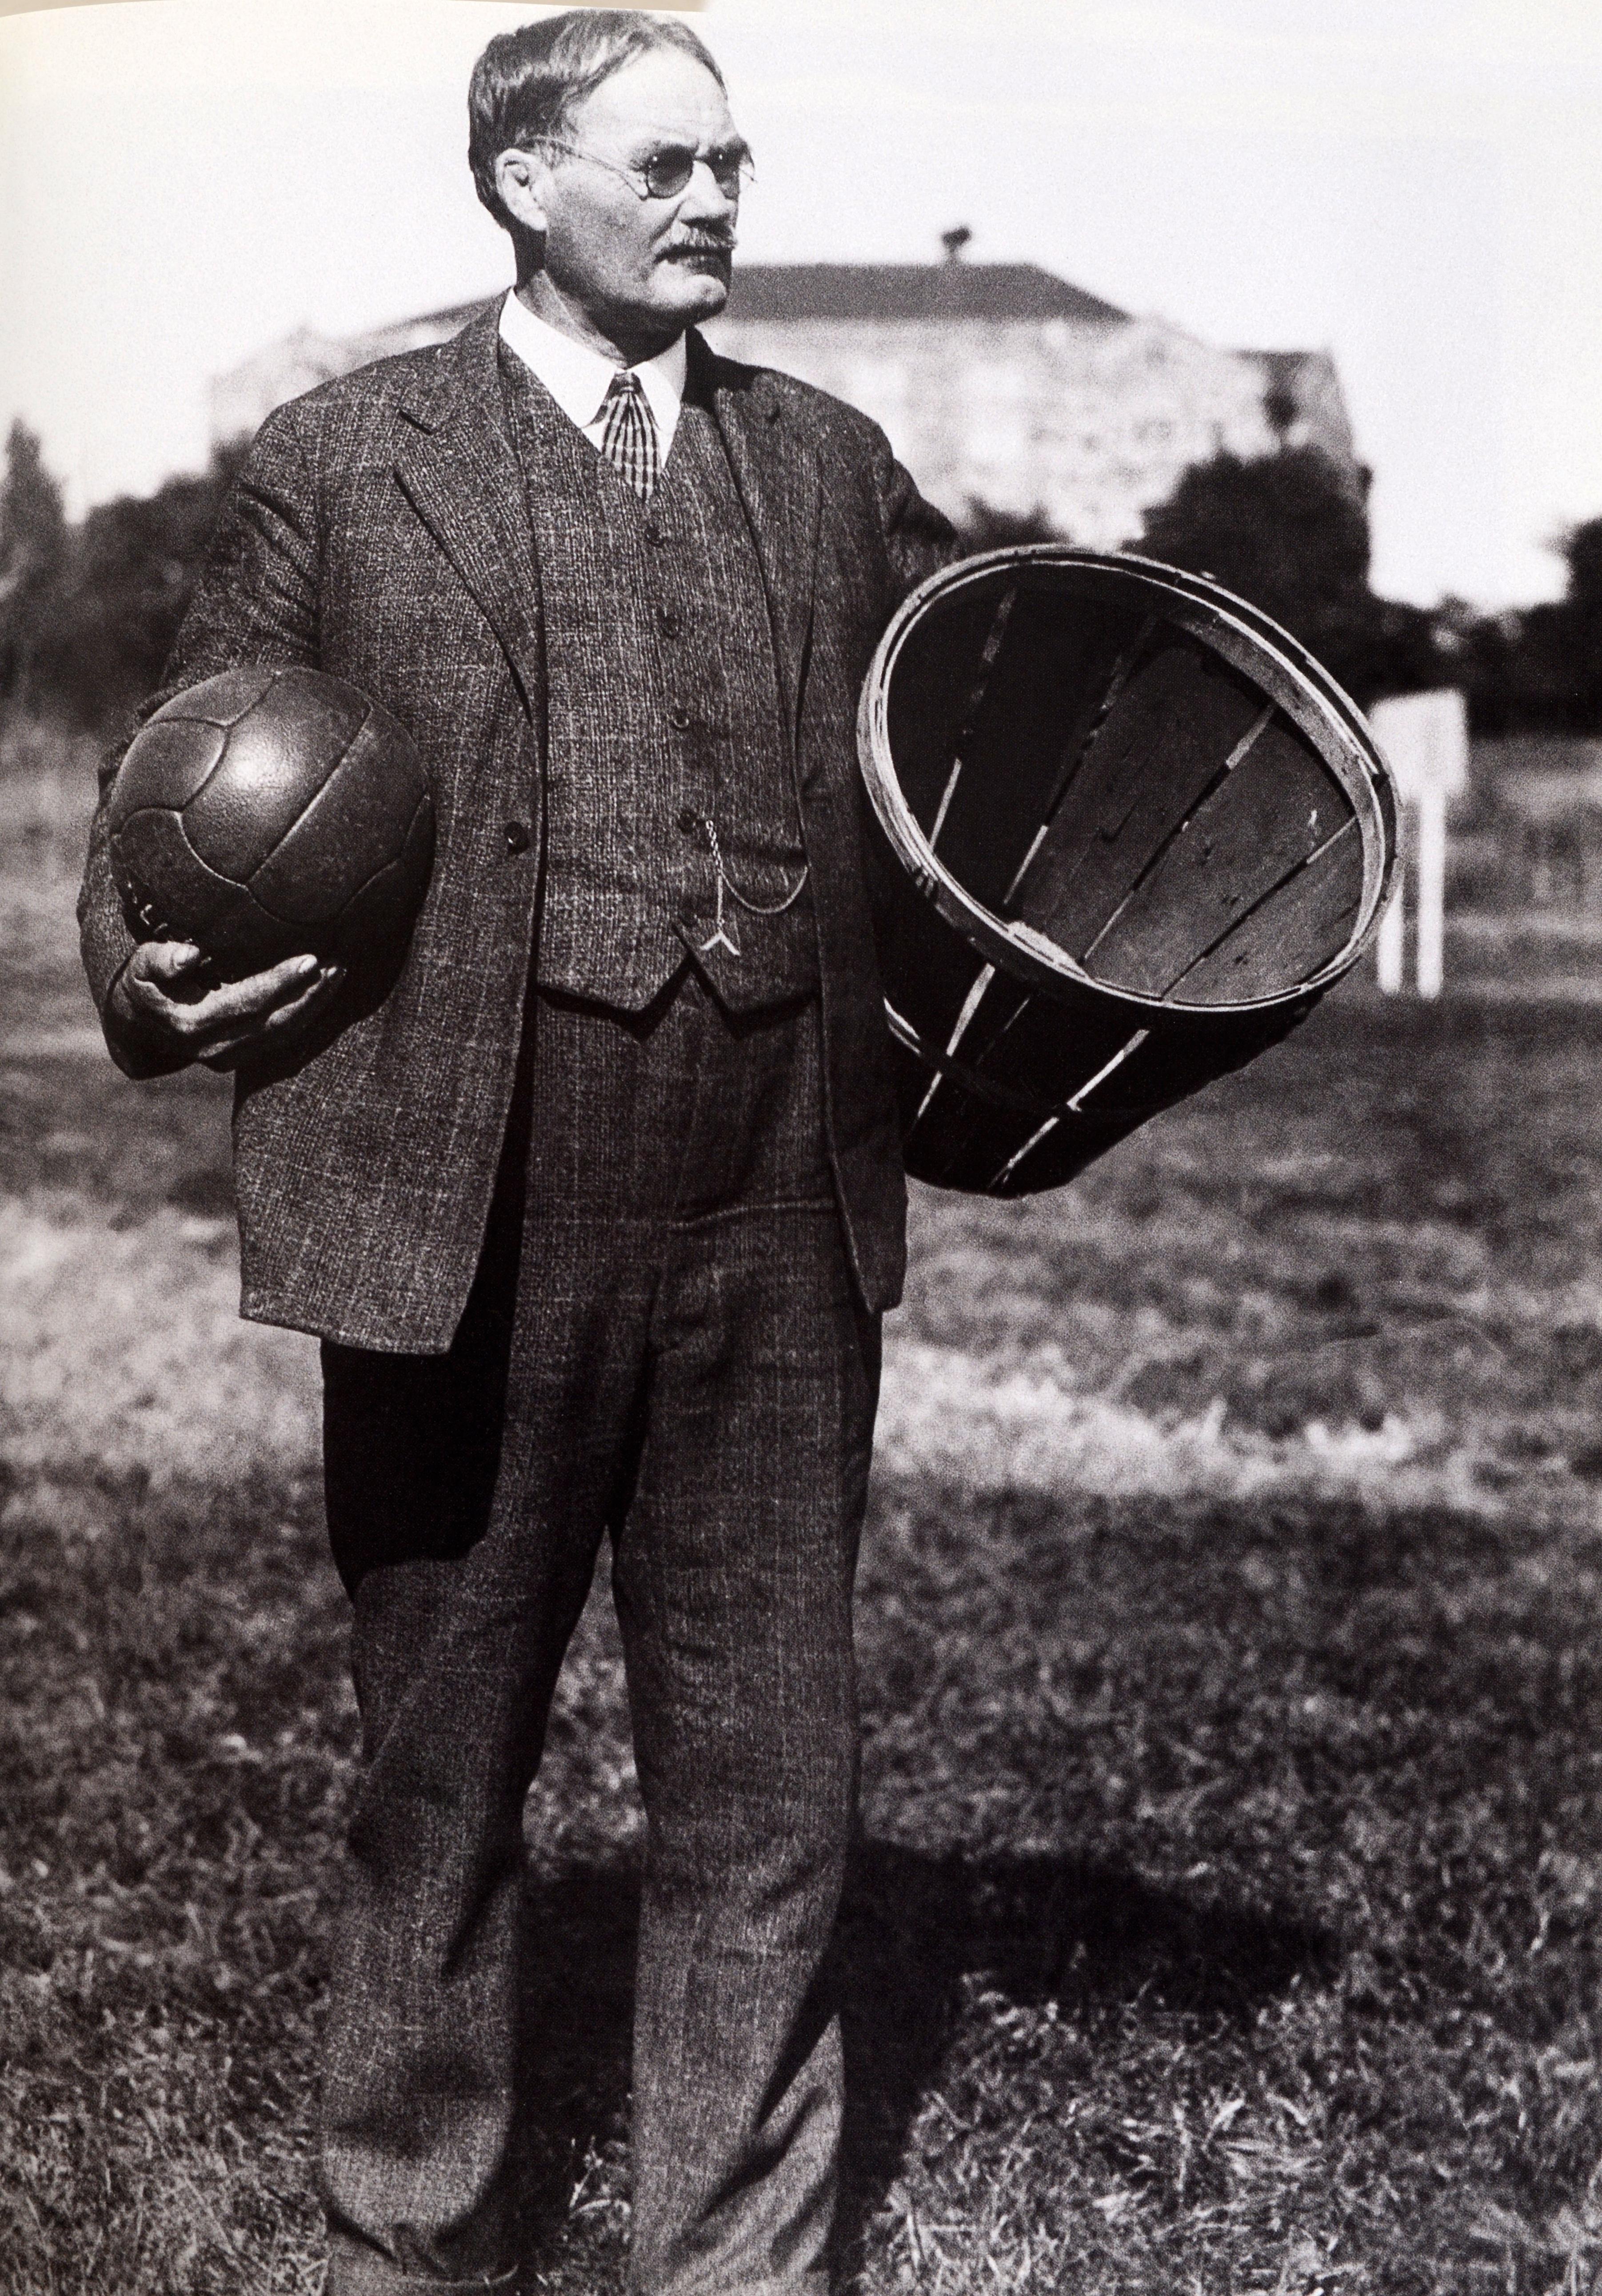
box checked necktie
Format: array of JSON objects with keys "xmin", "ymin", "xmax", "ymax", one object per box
[{"xmin": 599, "ymin": 368, "xmax": 660, "ymax": 505}]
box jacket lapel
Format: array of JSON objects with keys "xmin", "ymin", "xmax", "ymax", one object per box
[
  {"xmin": 390, "ymin": 318, "xmax": 823, "ymax": 739},
  {"xmin": 698, "ymin": 336, "xmax": 821, "ymax": 750},
  {"xmin": 392, "ymin": 308, "xmax": 545, "ymax": 717}
]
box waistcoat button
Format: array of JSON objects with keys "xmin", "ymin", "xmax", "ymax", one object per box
[
  {"xmin": 678, "ymin": 807, "xmax": 699, "ymax": 835},
  {"xmin": 658, "ymin": 605, "xmax": 680, "ymax": 635},
  {"xmin": 669, "ymin": 704, "xmax": 692, "ymax": 731},
  {"xmin": 503, "ymin": 820, "xmax": 531, "ymax": 855}
]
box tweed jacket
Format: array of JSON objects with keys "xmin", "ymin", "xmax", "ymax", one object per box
[{"xmin": 78, "ymin": 307, "xmax": 955, "ymax": 1352}]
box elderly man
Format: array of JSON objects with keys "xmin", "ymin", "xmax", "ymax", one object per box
[{"xmin": 78, "ymin": 12, "xmax": 954, "ymax": 2294}]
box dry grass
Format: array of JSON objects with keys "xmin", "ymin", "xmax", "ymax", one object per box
[
  {"xmin": 837, "ymin": 1481, "xmax": 1602, "ymax": 2295},
  {"xmin": 0, "ymin": 1466, "xmax": 344, "ymax": 2296},
  {"xmin": 3, "ymin": 739, "xmax": 1602, "ymax": 2293},
  {"xmin": 7, "ymin": 1456, "xmax": 1600, "ymax": 2296}
]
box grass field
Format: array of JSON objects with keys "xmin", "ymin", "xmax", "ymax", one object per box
[{"xmin": 3, "ymin": 755, "xmax": 1601, "ymax": 2293}]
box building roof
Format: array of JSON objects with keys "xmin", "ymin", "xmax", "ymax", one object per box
[
  {"xmin": 396, "ymin": 266, "xmax": 1127, "ymax": 335},
  {"xmin": 718, "ymin": 261, "xmax": 1129, "ymax": 325},
  {"xmin": 1242, "ymin": 348, "xmax": 1313, "ymax": 382}
]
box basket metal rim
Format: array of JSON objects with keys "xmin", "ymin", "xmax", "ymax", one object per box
[{"xmin": 856, "ymin": 544, "xmax": 1400, "ymax": 1023}]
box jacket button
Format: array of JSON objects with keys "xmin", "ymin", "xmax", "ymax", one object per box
[
  {"xmin": 678, "ymin": 807, "xmax": 699, "ymax": 835},
  {"xmin": 659, "ymin": 605, "xmax": 680, "ymax": 635},
  {"xmin": 669, "ymin": 705, "xmax": 692, "ymax": 731},
  {"xmin": 644, "ymin": 520, "xmax": 666, "ymax": 545},
  {"xmin": 503, "ymin": 820, "xmax": 531, "ymax": 855}
]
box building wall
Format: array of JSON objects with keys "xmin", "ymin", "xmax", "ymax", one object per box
[
  {"xmin": 702, "ymin": 312, "xmax": 1355, "ymax": 550},
  {"xmin": 210, "ymin": 296, "xmax": 1359, "ymax": 557},
  {"xmin": 208, "ymin": 311, "xmax": 485, "ymax": 450}
]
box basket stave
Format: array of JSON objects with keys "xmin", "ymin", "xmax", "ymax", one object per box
[{"xmin": 858, "ymin": 549, "xmax": 1395, "ymax": 1195}]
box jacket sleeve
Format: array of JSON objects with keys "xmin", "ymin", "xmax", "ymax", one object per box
[
  {"xmin": 847, "ymin": 423, "xmax": 963, "ymax": 952},
  {"xmin": 869, "ymin": 423, "xmax": 962, "ymax": 615},
  {"xmin": 77, "ymin": 403, "xmax": 324, "ymax": 1077}
]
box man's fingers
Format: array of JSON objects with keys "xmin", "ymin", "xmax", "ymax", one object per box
[
  {"xmin": 138, "ymin": 940, "xmax": 208, "ymax": 985},
  {"xmin": 119, "ymin": 938, "xmax": 342, "ymax": 1065},
  {"xmin": 197, "ymin": 964, "xmax": 344, "ymax": 1070},
  {"xmin": 129, "ymin": 949, "xmax": 321, "ymax": 1038},
  {"xmin": 190, "ymin": 954, "xmax": 324, "ymax": 1030},
  {"xmin": 259, "ymin": 961, "xmax": 344, "ymax": 1032}
]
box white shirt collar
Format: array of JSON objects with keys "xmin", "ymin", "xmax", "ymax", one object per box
[{"xmin": 498, "ymin": 289, "xmax": 687, "ymax": 453}]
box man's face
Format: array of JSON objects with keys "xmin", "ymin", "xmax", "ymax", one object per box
[{"xmin": 511, "ymin": 50, "xmax": 744, "ymax": 352}]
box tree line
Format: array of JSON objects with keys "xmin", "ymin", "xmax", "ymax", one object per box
[
  {"xmin": 0, "ymin": 423, "xmax": 248, "ymax": 739},
  {"xmin": 960, "ymin": 450, "xmax": 1602, "ymax": 731},
  {"xmin": 1, "ymin": 414, "xmax": 1598, "ymax": 740}
]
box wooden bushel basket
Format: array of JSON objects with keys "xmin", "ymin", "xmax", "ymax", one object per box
[{"xmin": 856, "ymin": 547, "xmax": 1398, "ymax": 1194}]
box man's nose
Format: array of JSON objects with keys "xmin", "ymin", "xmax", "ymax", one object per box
[{"xmin": 678, "ymin": 160, "xmax": 736, "ymax": 221}]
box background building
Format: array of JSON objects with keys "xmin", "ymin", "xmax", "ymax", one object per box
[{"xmin": 209, "ymin": 239, "xmax": 1360, "ymax": 550}]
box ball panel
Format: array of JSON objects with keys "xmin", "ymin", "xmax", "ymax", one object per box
[
  {"xmin": 254, "ymin": 666, "xmax": 373, "ymax": 755},
  {"xmin": 147, "ymin": 664, "xmax": 280, "ymax": 730},
  {"xmin": 246, "ymin": 713, "xmax": 428, "ymax": 928},
  {"xmin": 199, "ymin": 886, "xmax": 310, "ymax": 974},
  {"xmin": 111, "ymin": 807, "xmax": 256, "ymax": 946},
  {"xmin": 106, "ymin": 720, "xmax": 228, "ymax": 825},
  {"xmin": 324, "ymin": 797, "xmax": 436, "ymax": 957},
  {"xmin": 183, "ymin": 698, "xmax": 360, "ymax": 882}
]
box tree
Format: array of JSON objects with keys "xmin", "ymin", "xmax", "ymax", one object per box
[
  {"xmin": 1553, "ymin": 515, "xmax": 1602, "ymax": 730},
  {"xmin": 40, "ymin": 444, "xmax": 245, "ymax": 730},
  {"xmin": 1135, "ymin": 445, "xmax": 1440, "ymax": 705},
  {"xmin": 0, "ymin": 420, "xmax": 71, "ymax": 715},
  {"xmin": 1442, "ymin": 518, "xmax": 1602, "ymax": 734},
  {"xmin": 956, "ymin": 498, "xmax": 1065, "ymax": 554}
]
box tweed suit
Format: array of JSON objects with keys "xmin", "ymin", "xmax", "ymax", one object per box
[
  {"xmin": 317, "ymin": 967, "xmax": 874, "ymax": 2295},
  {"xmin": 77, "ymin": 302, "xmax": 957, "ymax": 2293},
  {"xmin": 78, "ymin": 308, "xmax": 953, "ymax": 1347}
]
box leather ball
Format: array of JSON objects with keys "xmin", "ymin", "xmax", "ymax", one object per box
[{"xmin": 107, "ymin": 666, "xmax": 435, "ymax": 978}]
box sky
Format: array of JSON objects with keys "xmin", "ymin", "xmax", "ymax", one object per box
[{"xmin": 0, "ymin": 0, "xmax": 1599, "ymax": 609}]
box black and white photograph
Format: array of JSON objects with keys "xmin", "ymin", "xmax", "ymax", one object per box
[{"xmin": 1, "ymin": 1, "xmax": 1600, "ymax": 2289}]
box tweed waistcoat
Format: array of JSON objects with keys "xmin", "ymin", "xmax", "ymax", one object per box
[{"xmin": 499, "ymin": 351, "xmax": 816, "ymax": 1013}]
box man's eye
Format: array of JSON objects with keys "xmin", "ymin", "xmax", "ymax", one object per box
[{"xmin": 635, "ymin": 142, "xmax": 751, "ymax": 200}]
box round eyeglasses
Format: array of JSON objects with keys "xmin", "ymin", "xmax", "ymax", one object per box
[{"xmin": 538, "ymin": 138, "xmax": 754, "ymax": 204}]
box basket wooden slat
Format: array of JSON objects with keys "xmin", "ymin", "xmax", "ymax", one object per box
[
  {"xmin": 1087, "ymin": 719, "xmax": 1350, "ymax": 997},
  {"xmin": 857, "ymin": 547, "xmax": 1397, "ymax": 1194}
]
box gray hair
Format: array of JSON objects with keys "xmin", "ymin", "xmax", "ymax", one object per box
[{"xmin": 467, "ymin": 11, "xmax": 727, "ymax": 232}]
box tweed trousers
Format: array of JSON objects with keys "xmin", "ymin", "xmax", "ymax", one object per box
[{"xmin": 316, "ymin": 965, "xmax": 880, "ymax": 2296}]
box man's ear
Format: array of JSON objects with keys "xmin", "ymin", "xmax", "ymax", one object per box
[{"xmin": 493, "ymin": 147, "xmax": 551, "ymax": 239}]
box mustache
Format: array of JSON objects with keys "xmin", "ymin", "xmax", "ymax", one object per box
[{"xmin": 662, "ymin": 231, "xmax": 736, "ymax": 258}]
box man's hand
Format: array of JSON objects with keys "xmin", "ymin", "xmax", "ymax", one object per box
[{"xmin": 109, "ymin": 941, "xmax": 345, "ymax": 1072}]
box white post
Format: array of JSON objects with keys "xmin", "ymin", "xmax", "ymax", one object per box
[
  {"xmin": 1415, "ymin": 786, "xmax": 1447, "ymax": 998},
  {"xmin": 1376, "ymin": 874, "xmax": 1405, "ymax": 994},
  {"xmin": 1369, "ymin": 692, "xmax": 1468, "ymax": 1000}
]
